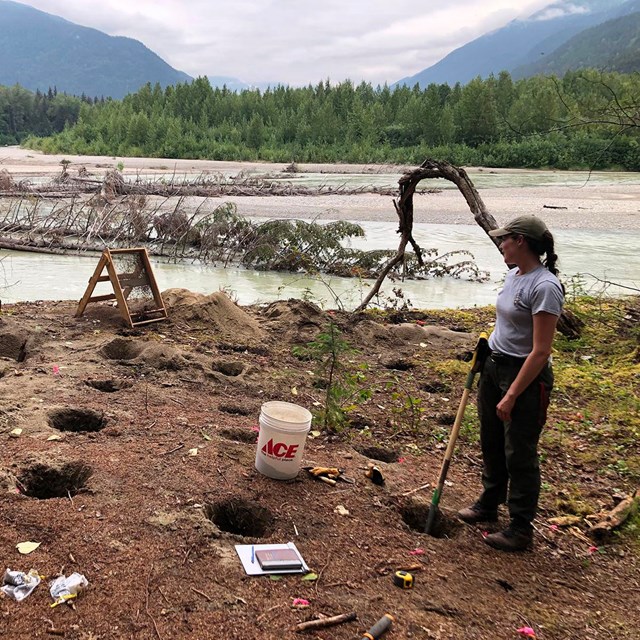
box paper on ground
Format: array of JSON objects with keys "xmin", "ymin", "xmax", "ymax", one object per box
[{"xmin": 234, "ymin": 542, "xmax": 309, "ymax": 576}]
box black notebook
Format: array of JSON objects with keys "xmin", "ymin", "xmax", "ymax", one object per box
[{"xmin": 255, "ymin": 548, "xmax": 303, "ymax": 570}]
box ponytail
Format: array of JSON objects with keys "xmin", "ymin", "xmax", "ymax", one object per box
[
  {"xmin": 524, "ymin": 230, "xmax": 564, "ymax": 292},
  {"xmin": 541, "ymin": 231, "xmax": 559, "ymax": 277}
]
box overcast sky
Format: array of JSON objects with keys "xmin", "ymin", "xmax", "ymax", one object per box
[{"xmin": 19, "ymin": 0, "xmax": 558, "ymax": 85}]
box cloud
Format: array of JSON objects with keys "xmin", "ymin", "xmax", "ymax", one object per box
[
  {"xmin": 532, "ymin": 4, "xmax": 589, "ymax": 21},
  {"xmin": 14, "ymin": 0, "xmax": 555, "ymax": 85}
]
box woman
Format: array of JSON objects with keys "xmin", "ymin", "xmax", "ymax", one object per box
[{"xmin": 457, "ymin": 215, "xmax": 564, "ymax": 551}]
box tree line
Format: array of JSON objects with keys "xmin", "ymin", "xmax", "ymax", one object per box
[
  {"xmin": 0, "ymin": 85, "xmax": 103, "ymax": 145},
  {"xmin": 3, "ymin": 70, "xmax": 640, "ymax": 169}
]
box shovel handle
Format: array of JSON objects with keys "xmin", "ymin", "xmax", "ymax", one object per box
[{"xmin": 424, "ymin": 333, "xmax": 488, "ymax": 534}]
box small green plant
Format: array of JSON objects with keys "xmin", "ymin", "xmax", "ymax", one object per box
[
  {"xmin": 293, "ymin": 323, "xmax": 371, "ymax": 431},
  {"xmin": 386, "ymin": 376, "xmax": 425, "ymax": 433},
  {"xmin": 458, "ymin": 403, "xmax": 479, "ymax": 444},
  {"xmin": 373, "ymin": 287, "xmax": 413, "ymax": 312},
  {"xmin": 608, "ymin": 459, "xmax": 631, "ymax": 476},
  {"xmin": 431, "ymin": 425, "xmax": 450, "ymax": 444},
  {"xmin": 566, "ymin": 273, "xmax": 589, "ymax": 303},
  {"xmin": 116, "ymin": 161, "xmax": 125, "ymax": 172}
]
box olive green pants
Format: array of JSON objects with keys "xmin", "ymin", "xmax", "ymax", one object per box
[{"xmin": 477, "ymin": 354, "xmax": 553, "ymax": 531}]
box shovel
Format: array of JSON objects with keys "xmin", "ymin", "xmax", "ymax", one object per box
[{"xmin": 424, "ymin": 332, "xmax": 490, "ymax": 535}]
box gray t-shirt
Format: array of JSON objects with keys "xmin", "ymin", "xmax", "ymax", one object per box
[{"xmin": 489, "ymin": 265, "xmax": 564, "ymax": 358}]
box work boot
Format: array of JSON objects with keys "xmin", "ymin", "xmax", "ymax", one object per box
[
  {"xmin": 457, "ymin": 502, "xmax": 498, "ymax": 524},
  {"xmin": 484, "ymin": 526, "xmax": 533, "ymax": 552}
]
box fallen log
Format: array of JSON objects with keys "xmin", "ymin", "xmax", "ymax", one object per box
[
  {"xmin": 294, "ymin": 611, "xmax": 357, "ymax": 633},
  {"xmin": 2, "ymin": 177, "xmax": 397, "ymax": 199},
  {"xmin": 548, "ymin": 515, "xmax": 583, "ymax": 527},
  {"xmin": 589, "ymin": 489, "xmax": 639, "ymax": 540},
  {"xmin": 0, "ymin": 238, "xmax": 105, "ymax": 255},
  {"xmin": 556, "ymin": 307, "xmax": 585, "ymax": 340},
  {"xmin": 0, "ymin": 239, "xmax": 74, "ymax": 255}
]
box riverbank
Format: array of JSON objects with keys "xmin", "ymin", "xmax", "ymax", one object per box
[{"xmin": 2, "ymin": 145, "xmax": 640, "ymax": 230}]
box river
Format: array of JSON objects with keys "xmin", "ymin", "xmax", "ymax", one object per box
[
  {"xmin": 2, "ymin": 158, "xmax": 639, "ymax": 308},
  {"xmin": 1, "ymin": 221, "xmax": 638, "ymax": 309}
]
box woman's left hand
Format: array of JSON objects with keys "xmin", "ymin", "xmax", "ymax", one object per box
[
  {"xmin": 498, "ymin": 312, "xmax": 559, "ymax": 423},
  {"xmin": 496, "ymin": 394, "xmax": 516, "ymax": 422}
]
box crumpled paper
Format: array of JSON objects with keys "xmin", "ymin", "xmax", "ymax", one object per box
[
  {"xmin": 1, "ymin": 569, "xmax": 41, "ymax": 601},
  {"xmin": 49, "ymin": 572, "xmax": 89, "ymax": 607}
]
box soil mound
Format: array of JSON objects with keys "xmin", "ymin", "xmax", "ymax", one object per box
[
  {"xmin": 132, "ymin": 344, "xmax": 188, "ymax": 371},
  {"xmin": 261, "ymin": 298, "xmax": 326, "ymax": 342},
  {"xmin": 163, "ymin": 288, "xmax": 265, "ymax": 344},
  {"xmin": 100, "ymin": 337, "xmax": 146, "ymax": 360},
  {"xmin": 352, "ymin": 319, "xmax": 393, "ymax": 345},
  {"xmin": 355, "ymin": 320, "xmax": 472, "ymax": 353},
  {"xmin": 99, "ymin": 334, "xmax": 188, "ymax": 370},
  {"xmin": 389, "ymin": 323, "xmax": 472, "ymax": 346}
]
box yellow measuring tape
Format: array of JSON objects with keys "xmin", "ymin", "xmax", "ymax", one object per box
[{"xmin": 393, "ymin": 570, "xmax": 414, "ymax": 589}]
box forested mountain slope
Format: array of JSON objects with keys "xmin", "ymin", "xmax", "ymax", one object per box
[
  {"xmin": 396, "ymin": 0, "xmax": 640, "ymax": 87},
  {"xmin": 514, "ymin": 11, "xmax": 640, "ymax": 77},
  {"xmin": 0, "ymin": 0, "xmax": 191, "ymax": 98}
]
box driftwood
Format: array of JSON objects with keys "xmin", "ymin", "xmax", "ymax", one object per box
[
  {"xmin": 294, "ymin": 611, "xmax": 357, "ymax": 633},
  {"xmin": 355, "ymin": 158, "xmax": 584, "ymax": 338},
  {"xmin": 556, "ymin": 307, "xmax": 584, "ymax": 340},
  {"xmin": 589, "ymin": 489, "xmax": 639, "ymax": 540},
  {"xmin": 0, "ymin": 239, "xmax": 79, "ymax": 255},
  {"xmin": 356, "ymin": 159, "xmax": 500, "ymax": 311},
  {"xmin": 0, "ymin": 168, "xmax": 399, "ymax": 200},
  {"xmin": 548, "ymin": 515, "xmax": 583, "ymax": 527},
  {"xmin": 423, "ymin": 601, "xmax": 460, "ymax": 617}
]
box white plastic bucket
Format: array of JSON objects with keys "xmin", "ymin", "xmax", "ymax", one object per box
[{"xmin": 255, "ymin": 401, "xmax": 312, "ymax": 480}]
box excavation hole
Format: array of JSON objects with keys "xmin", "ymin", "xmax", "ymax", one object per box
[
  {"xmin": 218, "ymin": 343, "xmax": 270, "ymax": 356},
  {"xmin": 312, "ymin": 378, "xmax": 328, "ymax": 390},
  {"xmin": 400, "ymin": 499, "xmax": 461, "ymax": 539},
  {"xmin": 0, "ymin": 333, "xmax": 28, "ymax": 362},
  {"xmin": 456, "ymin": 350, "xmax": 474, "ymax": 362},
  {"xmin": 100, "ymin": 338, "xmax": 146, "ymax": 360},
  {"xmin": 355, "ymin": 445, "xmax": 399, "ymax": 463},
  {"xmin": 213, "ymin": 361, "xmax": 245, "ymax": 377},
  {"xmin": 450, "ymin": 326, "xmax": 471, "ymax": 333},
  {"xmin": 421, "ymin": 380, "xmax": 450, "ymax": 393},
  {"xmin": 205, "ymin": 498, "xmax": 274, "ymax": 537},
  {"xmin": 219, "ymin": 404, "xmax": 251, "ymax": 416},
  {"xmin": 436, "ymin": 413, "xmax": 457, "ymax": 426},
  {"xmin": 348, "ymin": 414, "xmax": 374, "ymax": 430},
  {"xmin": 18, "ymin": 462, "xmax": 92, "ymax": 499},
  {"xmin": 48, "ymin": 408, "xmax": 106, "ymax": 433},
  {"xmin": 382, "ymin": 358, "xmax": 415, "ymax": 371},
  {"xmin": 219, "ymin": 427, "xmax": 258, "ymax": 443},
  {"xmin": 85, "ymin": 379, "xmax": 132, "ymax": 393}
]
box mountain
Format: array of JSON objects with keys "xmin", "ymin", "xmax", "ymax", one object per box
[
  {"xmin": 207, "ymin": 76, "xmax": 253, "ymax": 92},
  {"xmin": 207, "ymin": 76, "xmax": 280, "ymax": 92},
  {"xmin": 0, "ymin": 0, "xmax": 192, "ymax": 98},
  {"xmin": 513, "ymin": 10, "xmax": 640, "ymax": 76},
  {"xmin": 395, "ymin": 0, "xmax": 640, "ymax": 87}
]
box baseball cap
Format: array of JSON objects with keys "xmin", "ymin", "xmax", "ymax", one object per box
[{"xmin": 488, "ymin": 215, "xmax": 549, "ymax": 241}]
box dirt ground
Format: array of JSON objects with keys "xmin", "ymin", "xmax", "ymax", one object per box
[{"xmin": 1, "ymin": 292, "xmax": 639, "ymax": 640}]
